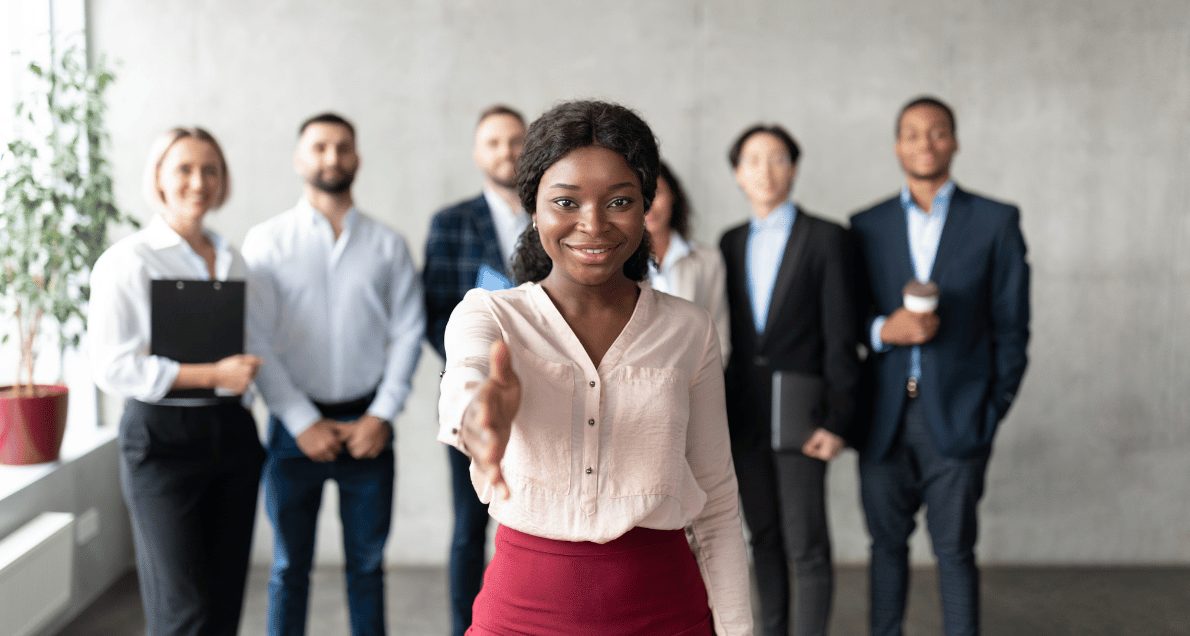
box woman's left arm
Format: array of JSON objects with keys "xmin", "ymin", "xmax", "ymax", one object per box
[
  {"xmin": 685, "ymin": 317, "xmax": 754, "ymax": 635},
  {"xmin": 705, "ymin": 247, "xmax": 732, "ymax": 365}
]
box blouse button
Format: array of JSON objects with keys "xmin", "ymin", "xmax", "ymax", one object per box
[
  {"xmin": 451, "ymin": 428, "xmax": 458, "ymax": 435},
  {"xmin": 585, "ymin": 467, "xmax": 593, "ymax": 475},
  {"xmin": 587, "ymin": 418, "xmax": 595, "ymax": 426},
  {"xmin": 589, "ymin": 380, "xmax": 596, "ymax": 387}
]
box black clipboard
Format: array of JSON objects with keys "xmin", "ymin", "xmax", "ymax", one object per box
[
  {"xmin": 771, "ymin": 371, "xmax": 826, "ymax": 452},
  {"xmin": 150, "ymin": 279, "xmax": 245, "ymax": 400}
]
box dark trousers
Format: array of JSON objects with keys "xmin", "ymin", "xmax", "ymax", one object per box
[
  {"xmin": 860, "ymin": 396, "xmax": 990, "ymax": 636},
  {"xmin": 447, "ymin": 446, "xmax": 489, "ymax": 636},
  {"xmin": 734, "ymin": 441, "xmax": 833, "ymax": 636},
  {"xmin": 264, "ymin": 415, "xmax": 394, "ymax": 636},
  {"xmin": 118, "ymin": 400, "xmax": 264, "ymax": 636}
]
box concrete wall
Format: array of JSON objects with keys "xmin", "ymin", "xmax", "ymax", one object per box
[{"xmin": 87, "ymin": 0, "xmax": 1190, "ymax": 565}]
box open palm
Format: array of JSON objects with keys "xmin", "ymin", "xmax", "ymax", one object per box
[{"xmin": 462, "ymin": 339, "xmax": 521, "ymax": 499}]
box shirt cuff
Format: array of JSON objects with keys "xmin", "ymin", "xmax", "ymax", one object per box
[
  {"xmin": 278, "ymin": 402, "xmax": 322, "ymax": 439},
  {"xmin": 366, "ymin": 390, "xmax": 402, "ymax": 424},
  {"xmin": 437, "ymin": 366, "xmax": 485, "ymax": 451},
  {"xmin": 870, "ymin": 316, "xmax": 891, "ymax": 353},
  {"xmin": 145, "ymin": 357, "xmax": 182, "ymax": 402}
]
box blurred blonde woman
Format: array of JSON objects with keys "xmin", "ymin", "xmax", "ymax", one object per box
[{"xmin": 88, "ymin": 127, "xmax": 264, "ymax": 635}]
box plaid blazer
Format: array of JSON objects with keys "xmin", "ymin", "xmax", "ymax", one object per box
[{"xmin": 423, "ymin": 194, "xmax": 508, "ymax": 360}]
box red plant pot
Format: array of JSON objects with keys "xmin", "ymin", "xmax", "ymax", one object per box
[{"xmin": 0, "ymin": 385, "xmax": 69, "ymax": 465}]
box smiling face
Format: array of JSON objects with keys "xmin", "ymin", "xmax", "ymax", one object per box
[
  {"xmin": 157, "ymin": 137, "xmax": 225, "ymax": 225},
  {"xmin": 535, "ymin": 145, "xmax": 645, "ymax": 290},
  {"xmin": 734, "ymin": 131, "xmax": 797, "ymax": 215},
  {"xmin": 895, "ymin": 104, "xmax": 958, "ymax": 181}
]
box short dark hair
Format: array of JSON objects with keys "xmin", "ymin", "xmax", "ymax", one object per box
[
  {"xmin": 656, "ymin": 161, "xmax": 692, "ymax": 239},
  {"xmin": 728, "ymin": 124, "xmax": 800, "ymax": 169},
  {"xmin": 896, "ymin": 96, "xmax": 956, "ymax": 137},
  {"xmin": 298, "ymin": 112, "xmax": 356, "ymax": 140},
  {"xmin": 511, "ymin": 100, "xmax": 659, "ymax": 284},
  {"xmin": 476, "ymin": 104, "xmax": 525, "ymax": 127}
]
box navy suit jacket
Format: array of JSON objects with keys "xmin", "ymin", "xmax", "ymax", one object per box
[
  {"xmin": 423, "ymin": 194, "xmax": 508, "ymax": 360},
  {"xmin": 850, "ymin": 186, "xmax": 1030, "ymax": 460}
]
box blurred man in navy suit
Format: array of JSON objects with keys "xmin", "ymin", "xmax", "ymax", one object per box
[{"xmin": 850, "ymin": 96, "xmax": 1030, "ymax": 636}]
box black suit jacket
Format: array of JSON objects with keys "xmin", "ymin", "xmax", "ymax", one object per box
[
  {"xmin": 720, "ymin": 210, "xmax": 861, "ymax": 450},
  {"xmin": 422, "ymin": 194, "xmax": 507, "ymax": 360},
  {"xmin": 850, "ymin": 186, "xmax": 1030, "ymax": 460}
]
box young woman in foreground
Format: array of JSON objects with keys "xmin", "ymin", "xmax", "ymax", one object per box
[{"xmin": 438, "ymin": 100, "xmax": 753, "ymax": 635}]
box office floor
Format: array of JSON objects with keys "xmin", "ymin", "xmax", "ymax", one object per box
[{"xmin": 60, "ymin": 565, "xmax": 1190, "ymax": 635}]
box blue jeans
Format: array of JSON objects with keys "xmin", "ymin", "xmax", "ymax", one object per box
[
  {"xmin": 264, "ymin": 415, "xmax": 394, "ymax": 636},
  {"xmin": 447, "ymin": 446, "xmax": 489, "ymax": 636}
]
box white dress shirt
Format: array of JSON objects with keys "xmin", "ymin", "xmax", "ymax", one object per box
[
  {"xmin": 88, "ymin": 215, "xmax": 248, "ymax": 404},
  {"xmin": 438, "ymin": 284, "xmax": 752, "ymax": 635},
  {"xmin": 482, "ymin": 187, "xmax": 529, "ymax": 266},
  {"xmin": 242, "ymin": 199, "xmax": 424, "ymax": 437}
]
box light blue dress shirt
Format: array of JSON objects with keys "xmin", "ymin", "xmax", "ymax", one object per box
[
  {"xmin": 746, "ymin": 201, "xmax": 796, "ymax": 333},
  {"xmin": 870, "ymin": 181, "xmax": 954, "ymax": 381}
]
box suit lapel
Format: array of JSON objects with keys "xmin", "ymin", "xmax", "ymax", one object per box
[
  {"xmin": 470, "ymin": 196, "xmax": 506, "ymax": 274},
  {"xmin": 760, "ymin": 212, "xmax": 812, "ymax": 342},
  {"xmin": 883, "ymin": 200, "xmax": 915, "ymax": 290},
  {"xmin": 928, "ymin": 186, "xmax": 973, "ymax": 285}
]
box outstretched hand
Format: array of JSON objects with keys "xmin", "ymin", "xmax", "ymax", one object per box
[{"xmin": 460, "ymin": 339, "xmax": 521, "ymax": 500}]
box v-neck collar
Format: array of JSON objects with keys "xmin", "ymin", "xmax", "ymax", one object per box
[{"xmin": 527, "ymin": 282, "xmax": 650, "ymax": 374}]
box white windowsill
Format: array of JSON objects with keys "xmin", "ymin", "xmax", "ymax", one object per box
[{"xmin": 0, "ymin": 420, "xmax": 116, "ymax": 502}]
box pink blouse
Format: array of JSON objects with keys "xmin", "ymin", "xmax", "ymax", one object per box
[{"xmin": 438, "ymin": 283, "xmax": 753, "ymax": 635}]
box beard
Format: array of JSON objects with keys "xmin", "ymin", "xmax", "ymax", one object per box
[
  {"xmin": 486, "ymin": 162, "xmax": 517, "ymax": 189},
  {"xmin": 309, "ymin": 168, "xmax": 355, "ymax": 194}
]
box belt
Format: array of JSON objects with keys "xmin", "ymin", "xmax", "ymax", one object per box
[
  {"xmin": 906, "ymin": 377, "xmax": 919, "ymax": 399},
  {"xmin": 312, "ymin": 390, "xmax": 377, "ymax": 418},
  {"xmin": 138, "ymin": 395, "xmax": 242, "ymax": 408}
]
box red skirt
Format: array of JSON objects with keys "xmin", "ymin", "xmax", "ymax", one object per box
[{"xmin": 468, "ymin": 525, "xmax": 713, "ymax": 636}]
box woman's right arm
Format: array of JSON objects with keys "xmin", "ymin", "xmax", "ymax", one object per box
[
  {"xmin": 88, "ymin": 252, "xmax": 180, "ymax": 401},
  {"xmin": 437, "ymin": 290, "xmax": 519, "ymax": 499},
  {"xmin": 88, "ymin": 251, "xmax": 259, "ymax": 400}
]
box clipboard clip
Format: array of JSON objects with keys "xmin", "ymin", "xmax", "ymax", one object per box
[{"xmin": 174, "ymin": 281, "xmax": 223, "ymax": 290}]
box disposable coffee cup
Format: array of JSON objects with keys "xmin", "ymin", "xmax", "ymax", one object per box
[{"xmin": 903, "ymin": 280, "xmax": 939, "ymax": 314}]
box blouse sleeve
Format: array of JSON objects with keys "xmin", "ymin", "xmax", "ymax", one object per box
[
  {"xmin": 87, "ymin": 250, "xmax": 180, "ymax": 401},
  {"xmin": 685, "ymin": 314, "xmax": 754, "ymax": 635},
  {"xmin": 705, "ymin": 247, "xmax": 732, "ymax": 366},
  {"xmin": 437, "ymin": 289, "xmax": 502, "ymax": 451}
]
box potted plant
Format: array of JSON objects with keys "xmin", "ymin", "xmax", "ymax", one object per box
[{"xmin": 0, "ymin": 45, "xmax": 136, "ymax": 464}]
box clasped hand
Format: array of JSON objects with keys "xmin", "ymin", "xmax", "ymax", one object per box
[
  {"xmin": 295, "ymin": 415, "xmax": 390, "ymax": 462},
  {"xmin": 459, "ymin": 340, "xmax": 521, "ymax": 500}
]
